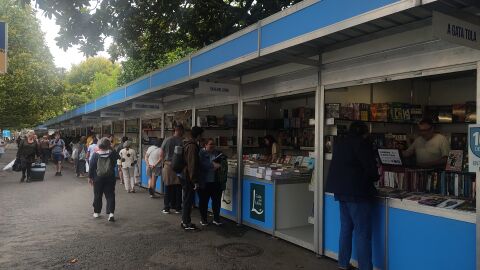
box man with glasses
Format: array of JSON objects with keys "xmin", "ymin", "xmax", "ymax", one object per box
[{"xmin": 403, "ymin": 118, "xmax": 450, "ymax": 168}]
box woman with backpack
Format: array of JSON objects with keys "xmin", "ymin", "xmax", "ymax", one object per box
[
  {"xmin": 16, "ymin": 130, "xmax": 40, "ymax": 182},
  {"xmin": 118, "ymin": 141, "xmax": 137, "ymax": 193},
  {"xmin": 75, "ymin": 136, "xmax": 88, "ymax": 177},
  {"xmin": 88, "ymin": 138, "xmax": 120, "ymax": 222}
]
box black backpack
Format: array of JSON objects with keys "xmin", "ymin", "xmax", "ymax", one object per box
[{"xmin": 172, "ymin": 141, "xmax": 196, "ymax": 174}]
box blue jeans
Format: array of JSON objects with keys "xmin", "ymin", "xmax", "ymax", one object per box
[{"xmin": 338, "ymin": 200, "xmax": 373, "ymax": 270}]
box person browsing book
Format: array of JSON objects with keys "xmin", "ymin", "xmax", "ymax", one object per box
[{"xmin": 402, "ymin": 118, "xmax": 450, "ymax": 168}]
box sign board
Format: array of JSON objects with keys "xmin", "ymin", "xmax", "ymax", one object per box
[
  {"xmin": 250, "ymin": 183, "xmax": 265, "ymax": 222},
  {"xmin": 100, "ymin": 111, "xmax": 124, "ymax": 118},
  {"xmin": 377, "ymin": 149, "xmax": 403, "ymax": 166},
  {"xmin": 433, "ymin": 11, "xmax": 480, "ymax": 50},
  {"xmin": 197, "ymin": 81, "xmax": 240, "ymax": 96},
  {"xmin": 0, "ymin": 22, "xmax": 7, "ymax": 74},
  {"xmin": 2, "ymin": 129, "xmax": 10, "ymax": 139},
  {"xmin": 132, "ymin": 102, "xmax": 160, "ymax": 110},
  {"xmin": 468, "ymin": 125, "xmax": 480, "ymax": 172},
  {"xmin": 81, "ymin": 116, "xmax": 100, "ymax": 122}
]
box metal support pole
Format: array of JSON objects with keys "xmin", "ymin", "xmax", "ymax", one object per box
[
  {"xmin": 138, "ymin": 117, "xmax": 143, "ymax": 184},
  {"xmin": 237, "ymin": 92, "xmax": 244, "ymax": 225},
  {"xmin": 161, "ymin": 113, "xmax": 165, "ymax": 139},
  {"xmin": 476, "ymin": 62, "xmax": 480, "ymax": 270},
  {"xmin": 123, "ymin": 119, "xmax": 126, "ymax": 137},
  {"xmin": 314, "ymin": 67, "xmax": 325, "ymax": 256}
]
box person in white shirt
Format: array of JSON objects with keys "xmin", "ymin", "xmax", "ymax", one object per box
[
  {"xmin": 403, "ymin": 118, "xmax": 450, "ymax": 168},
  {"xmin": 145, "ymin": 140, "xmax": 163, "ymax": 198},
  {"xmin": 118, "ymin": 141, "xmax": 137, "ymax": 193}
]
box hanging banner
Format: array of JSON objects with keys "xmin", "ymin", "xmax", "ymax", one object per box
[
  {"xmin": 433, "ymin": 11, "xmax": 479, "ymax": 50},
  {"xmin": 100, "ymin": 111, "xmax": 124, "ymax": 118},
  {"xmin": 0, "ymin": 21, "xmax": 7, "ymax": 74},
  {"xmin": 132, "ymin": 102, "xmax": 161, "ymax": 110},
  {"xmin": 197, "ymin": 81, "xmax": 240, "ymax": 96},
  {"xmin": 468, "ymin": 125, "xmax": 480, "ymax": 172}
]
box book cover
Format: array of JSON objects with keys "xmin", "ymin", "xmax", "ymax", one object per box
[
  {"xmin": 451, "ymin": 133, "xmax": 467, "ymax": 150},
  {"xmin": 353, "ymin": 103, "xmax": 360, "ymax": 120},
  {"xmin": 370, "ymin": 103, "xmax": 389, "ymax": 122},
  {"xmin": 410, "ymin": 105, "xmax": 423, "ymax": 123},
  {"xmin": 446, "ymin": 150, "xmax": 463, "ymax": 172},
  {"xmin": 390, "ymin": 102, "xmax": 406, "ymax": 122},
  {"xmin": 437, "ymin": 199, "xmax": 465, "ymax": 209},
  {"xmin": 360, "ymin": 103, "xmax": 370, "ymax": 121},
  {"xmin": 325, "ymin": 103, "xmax": 340, "ymax": 119},
  {"xmin": 437, "ymin": 105, "xmax": 453, "ymax": 123},
  {"xmin": 418, "ymin": 197, "xmax": 447, "ymax": 207},
  {"xmin": 465, "ymin": 101, "xmax": 476, "ymax": 123},
  {"xmin": 452, "ymin": 104, "xmax": 466, "ymax": 122},
  {"xmin": 340, "ymin": 104, "xmax": 354, "ymax": 120}
]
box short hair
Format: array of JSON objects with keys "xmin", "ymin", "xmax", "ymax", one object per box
[
  {"xmin": 348, "ymin": 121, "xmax": 368, "ymax": 137},
  {"xmin": 93, "ymin": 137, "xmax": 98, "ymax": 144},
  {"xmin": 418, "ymin": 118, "xmax": 433, "ymax": 127},
  {"xmin": 98, "ymin": 137, "xmax": 112, "ymax": 150},
  {"xmin": 154, "ymin": 139, "xmax": 163, "ymax": 147},
  {"xmin": 174, "ymin": 124, "xmax": 184, "ymax": 131},
  {"xmin": 121, "ymin": 136, "xmax": 129, "ymax": 143},
  {"xmin": 123, "ymin": 141, "xmax": 132, "ymax": 148},
  {"xmin": 191, "ymin": 126, "xmax": 204, "ymax": 139}
]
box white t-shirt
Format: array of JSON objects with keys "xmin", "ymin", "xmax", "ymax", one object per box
[
  {"xmin": 87, "ymin": 143, "xmax": 98, "ymax": 162},
  {"xmin": 406, "ymin": 133, "xmax": 450, "ymax": 165},
  {"xmin": 146, "ymin": 145, "xmax": 161, "ymax": 166},
  {"xmin": 118, "ymin": 148, "xmax": 137, "ymax": 168}
]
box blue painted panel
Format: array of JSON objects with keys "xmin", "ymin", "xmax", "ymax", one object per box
[
  {"xmin": 155, "ymin": 174, "xmax": 163, "ymax": 193},
  {"xmin": 324, "ymin": 193, "xmax": 386, "ymax": 269},
  {"xmin": 0, "ymin": 22, "xmax": 5, "ymax": 49},
  {"xmin": 261, "ymin": 0, "xmax": 399, "ymax": 49},
  {"xmin": 108, "ymin": 88, "xmax": 125, "ymax": 105},
  {"xmin": 96, "ymin": 96, "xmax": 108, "ymax": 109},
  {"xmin": 126, "ymin": 78, "xmax": 149, "ymax": 98},
  {"xmin": 388, "ymin": 207, "xmax": 475, "ymax": 270},
  {"xmin": 141, "ymin": 160, "xmax": 149, "ymax": 188},
  {"xmin": 191, "ymin": 30, "xmax": 258, "ymax": 74},
  {"xmin": 241, "ymin": 177, "xmax": 274, "ymax": 231},
  {"xmin": 85, "ymin": 102, "xmax": 95, "ymax": 113},
  {"xmin": 151, "ymin": 61, "xmax": 189, "ymax": 88}
]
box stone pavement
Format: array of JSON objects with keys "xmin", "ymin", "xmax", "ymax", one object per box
[{"xmin": 0, "ymin": 144, "xmax": 338, "ymax": 270}]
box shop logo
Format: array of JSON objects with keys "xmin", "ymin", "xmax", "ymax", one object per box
[
  {"xmin": 469, "ymin": 126, "xmax": 480, "ymax": 158},
  {"xmin": 250, "ymin": 183, "xmax": 265, "ymax": 222}
]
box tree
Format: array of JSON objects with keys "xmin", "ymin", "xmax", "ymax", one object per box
[
  {"xmin": 0, "ymin": 0, "xmax": 64, "ymax": 129},
  {"xmin": 64, "ymin": 57, "xmax": 120, "ymax": 109},
  {"xmin": 24, "ymin": 0, "xmax": 302, "ymax": 82}
]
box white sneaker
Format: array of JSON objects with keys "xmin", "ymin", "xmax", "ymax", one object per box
[
  {"xmin": 108, "ymin": 213, "xmax": 115, "ymax": 222},
  {"xmin": 93, "ymin": 213, "xmax": 100, "ymax": 218}
]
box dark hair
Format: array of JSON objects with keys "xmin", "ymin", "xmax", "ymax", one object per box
[
  {"xmin": 206, "ymin": 138, "xmax": 215, "ymax": 144},
  {"xmin": 418, "ymin": 118, "xmax": 433, "ymax": 127},
  {"xmin": 121, "ymin": 136, "xmax": 129, "ymax": 143},
  {"xmin": 191, "ymin": 126, "xmax": 204, "ymax": 139},
  {"xmin": 174, "ymin": 124, "xmax": 184, "ymax": 131},
  {"xmin": 154, "ymin": 139, "xmax": 163, "ymax": 147},
  {"xmin": 348, "ymin": 121, "xmax": 368, "ymax": 137},
  {"xmin": 264, "ymin": 135, "xmax": 276, "ymax": 144},
  {"xmin": 93, "ymin": 137, "xmax": 98, "ymax": 144}
]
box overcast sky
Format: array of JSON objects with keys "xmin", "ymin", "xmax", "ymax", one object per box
[{"xmin": 35, "ymin": 9, "xmax": 111, "ymax": 70}]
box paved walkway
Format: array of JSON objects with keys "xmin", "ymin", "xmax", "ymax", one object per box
[{"xmin": 0, "ymin": 145, "xmax": 338, "ymax": 270}]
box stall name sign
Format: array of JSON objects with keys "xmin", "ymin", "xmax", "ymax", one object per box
[
  {"xmin": 468, "ymin": 125, "xmax": 480, "ymax": 172},
  {"xmin": 250, "ymin": 183, "xmax": 265, "ymax": 222},
  {"xmin": 132, "ymin": 102, "xmax": 160, "ymax": 110},
  {"xmin": 0, "ymin": 22, "xmax": 7, "ymax": 74},
  {"xmin": 198, "ymin": 81, "xmax": 239, "ymax": 96},
  {"xmin": 433, "ymin": 11, "xmax": 480, "ymax": 50},
  {"xmin": 81, "ymin": 116, "xmax": 100, "ymax": 122},
  {"xmin": 100, "ymin": 111, "xmax": 124, "ymax": 118}
]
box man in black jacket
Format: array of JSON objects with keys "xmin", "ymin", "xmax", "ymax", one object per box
[{"xmin": 326, "ymin": 121, "xmax": 379, "ymax": 270}]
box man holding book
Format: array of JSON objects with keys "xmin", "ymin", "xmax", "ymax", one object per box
[{"xmin": 402, "ymin": 118, "xmax": 450, "ymax": 168}]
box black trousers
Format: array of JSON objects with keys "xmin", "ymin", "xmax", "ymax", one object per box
[
  {"xmin": 198, "ymin": 182, "xmax": 222, "ymax": 222},
  {"xmin": 21, "ymin": 160, "xmax": 32, "ymax": 178},
  {"xmin": 76, "ymin": 160, "xmax": 86, "ymax": 176},
  {"xmin": 164, "ymin": 184, "xmax": 182, "ymax": 211},
  {"xmin": 182, "ymin": 181, "xmax": 195, "ymax": 225},
  {"xmin": 93, "ymin": 179, "xmax": 116, "ymax": 214},
  {"xmin": 41, "ymin": 149, "xmax": 50, "ymax": 164}
]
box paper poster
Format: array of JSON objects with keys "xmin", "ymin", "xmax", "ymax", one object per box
[
  {"xmin": 250, "ymin": 183, "xmax": 265, "ymax": 222},
  {"xmin": 377, "ymin": 149, "xmax": 403, "ymax": 166},
  {"xmin": 221, "ymin": 177, "xmax": 233, "ymax": 211}
]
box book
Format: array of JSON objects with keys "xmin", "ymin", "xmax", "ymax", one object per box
[
  {"xmin": 418, "ymin": 197, "xmax": 447, "ymax": 207},
  {"xmin": 359, "ymin": 103, "xmax": 370, "ymax": 121},
  {"xmin": 206, "ymin": 115, "xmax": 218, "ymax": 127},
  {"xmin": 410, "ymin": 105, "xmax": 423, "ymax": 123},
  {"xmin": 340, "ymin": 104, "xmax": 354, "ymax": 120},
  {"xmin": 451, "ymin": 133, "xmax": 467, "ymax": 151},
  {"xmin": 465, "ymin": 101, "xmax": 476, "ymax": 123},
  {"xmin": 438, "ymin": 105, "xmax": 453, "ymax": 123},
  {"xmin": 390, "ymin": 102, "xmax": 407, "ymax": 122},
  {"xmin": 445, "ymin": 150, "xmax": 463, "ymax": 172},
  {"xmin": 325, "ymin": 103, "xmax": 340, "ymax": 119},
  {"xmin": 370, "ymin": 103, "xmax": 389, "ymax": 122},
  {"xmin": 452, "ymin": 104, "xmax": 466, "ymax": 122},
  {"xmin": 437, "ymin": 199, "xmax": 465, "ymax": 209},
  {"xmin": 197, "ymin": 116, "xmax": 208, "ymax": 127}
]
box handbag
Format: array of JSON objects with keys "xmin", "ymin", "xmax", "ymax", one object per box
[{"xmin": 12, "ymin": 158, "xmax": 23, "ymax": 172}]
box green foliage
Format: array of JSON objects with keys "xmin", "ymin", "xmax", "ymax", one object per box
[
  {"xmin": 0, "ymin": 0, "xmax": 64, "ymax": 129},
  {"xmin": 64, "ymin": 56, "xmax": 120, "ymax": 109},
  {"xmin": 26, "ymin": 0, "xmax": 302, "ymax": 83}
]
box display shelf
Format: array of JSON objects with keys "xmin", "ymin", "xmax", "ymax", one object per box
[
  {"xmin": 300, "ymin": 146, "xmax": 315, "ymax": 151},
  {"xmin": 275, "ymin": 225, "xmax": 314, "ymax": 251},
  {"xmin": 202, "ymin": 126, "xmax": 236, "ymax": 130},
  {"xmin": 326, "ymin": 117, "xmax": 471, "ymax": 126}
]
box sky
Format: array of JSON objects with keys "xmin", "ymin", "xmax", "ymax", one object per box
[{"xmin": 35, "ymin": 9, "xmax": 111, "ymax": 70}]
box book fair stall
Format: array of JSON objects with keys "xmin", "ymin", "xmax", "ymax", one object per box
[{"xmin": 43, "ymin": 2, "xmax": 480, "ymax": 269}]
